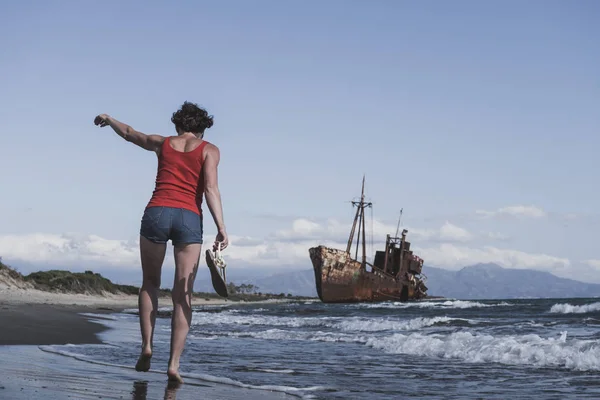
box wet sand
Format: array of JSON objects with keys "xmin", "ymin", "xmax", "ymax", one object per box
[
  {"xmin": 0, "ymin": 346, "xmax": 297, "ymax": 399},
  {"xmin": 0, "ymin": 285, "xmax": 228, "ymax": 345},
  {"xmin": 0, "ymin": 292, "xmax": 298, "ymax": 399},
  {"xmin": 0, "ymin": 303, "xmax": 112, "ymax": 345}
]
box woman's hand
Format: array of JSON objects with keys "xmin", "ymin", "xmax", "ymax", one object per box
[
  {"xmin": 94, "ymin": 114, "xmax": 111, "ymax": 127},
  {"xmin": 214, "ymin": 230, "xmax": 229, "ymax": 251}
]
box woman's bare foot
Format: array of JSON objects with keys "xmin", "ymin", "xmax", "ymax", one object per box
[
  {"xmin": 167, "ymin": 367, "xmax": 184, "ymax": 384},
  {"xmin": 135, "ymin": 350, "xmax": 152, "ymax": 372}
]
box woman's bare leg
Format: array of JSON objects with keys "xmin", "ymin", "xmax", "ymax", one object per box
[
  {"xmin": 135, "ymin": 235, "xmax": 167, "ymax": 372},
  {"xmin": 166, "ymin": 242, "xmax": 201, "ymax": 383}
]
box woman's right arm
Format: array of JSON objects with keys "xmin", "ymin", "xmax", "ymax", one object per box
[
  {"xmin": 203, "ymin": 144, "xmax": 228, "ymax": 250},
  {"xmin": 94, "ymin": 114, "xmax": 165, "ymax": 153}
]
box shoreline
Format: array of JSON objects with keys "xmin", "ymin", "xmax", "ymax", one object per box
[
  {"xmin": 0, "ymin": 287, "xmax": 300, "ymax": 399},
  {"xmin": 0, "ymin": 303, "xmax": 114, "ymax": 345},
  {"xmin": 0, "ymin": 346, "xmax": 298, "ymax": 399},
  {"xmin": 0, "ymin": 286, "xmax": 293, "ymax": 345}
]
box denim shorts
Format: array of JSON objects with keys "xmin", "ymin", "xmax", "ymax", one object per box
[{"xmin": 140, "ymin": 206, "xmax": 203, "ymax": 245}]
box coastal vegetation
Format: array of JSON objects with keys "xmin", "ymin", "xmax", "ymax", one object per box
[
  {"xmin": 0, "ymin": 258, "xmax": 22, "ymax": 280},
  {"xmin": 25, "ymin": 270, "xmax": 143, "ymax": 296}
]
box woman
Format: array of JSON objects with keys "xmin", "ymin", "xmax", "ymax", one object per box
[{"xmin": 94, "ymin": 101, "xmax": 228, "ymax": 383}]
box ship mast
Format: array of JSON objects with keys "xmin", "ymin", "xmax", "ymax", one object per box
[
  {"xmin": 394, "ymin": 208, "xmax": 403, "ymax": 238},
  {"xmin": 345, "ymin": 175, "xmax": 373, "ymax": 268}
]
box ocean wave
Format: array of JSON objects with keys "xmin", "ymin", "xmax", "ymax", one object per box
[
  {"xmin": 122, "ymin": 303, "xmax": 240, "ymax": 316},
  {"xmin": 354, "ymin": 300, "xmax": 513, "ymax": 309},
  {"xmin": 335, "ymin": 316, "xmax": 474, "ymax": 332},
  {"xmin": 203, "ymin": 324, "xmax": 468, "ymax": 346},
  {"xmin": 188, "ymin": 334, "xmax": 220, "ymax": 340},
  {"xmin": 242, "ymin": 367, "xmax": 297, "ymax": 374},
  {"xmin": 207, "ymin": 327, "xmax": 600, "ymax": 372},
  {"xmin": 366, "ymin": 330, "xmax": 600, "ymax": 371},
  {"xmin": 190, "ymin": 311, "xmax": 474, "ymax": 333},
  {"xmin": 258, "ymin": 369, "xmax": 296, "ymax": 374},
  {"xmin": 549, "ymin": 302, "xmax": 600, "ymax": 314},
  {"xmin": 211, "ymin": 328, "xmax": 369, "ymax": 343}
]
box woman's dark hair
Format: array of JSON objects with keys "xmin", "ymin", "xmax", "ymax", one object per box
[{"xmin": 171, "ymin": 101, "xmax": 214, "ymax": 135}]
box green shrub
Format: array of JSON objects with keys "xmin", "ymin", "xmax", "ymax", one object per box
[{"xmin": 0, "ymin": 258, "xmax": 25, "ymax": 281}]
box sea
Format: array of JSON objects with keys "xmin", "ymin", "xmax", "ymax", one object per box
[{"xmin": 41, "ymin": 297, "xmax": 600, "ymax": 399}]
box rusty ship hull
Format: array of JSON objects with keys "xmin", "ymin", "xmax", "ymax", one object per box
[
  {"xmin": 308, "ymin": 177, "xmax": 428, "ymax": 303},
  {"xmin": 309, "ymin": 246, "xmax": 426, "ymax": 303}
]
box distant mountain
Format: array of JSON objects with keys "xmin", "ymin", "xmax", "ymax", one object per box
[
  {"xmin": 8, "ymin": 256, "xmax": 600, "ymax": 300},
  {"xmin": 233, "ymin": 263, "xmax": 600, "ymax": 299},
  {"xmin": 423, "ymin": 263, "xmax": 600, "ymax": 299},
  {"xmin": 190, "ymin": 265, "xmax": 309, "ymax": 294},
  {"xmin": 240, "ymin": 269, "xmax": 318, "ymax": 297}
]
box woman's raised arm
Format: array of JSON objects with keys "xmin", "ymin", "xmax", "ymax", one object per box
[{"xmin": 94, "ymin": 114, "xmax": 165, "ymax": 153}]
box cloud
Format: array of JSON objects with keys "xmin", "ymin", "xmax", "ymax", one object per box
[
  {"xmin": 476, "ymin": 205, "xmax": 547, "ymax": 219},
  {"xmin": 0, "ymin": 217, "xmax": 572, "ymax": 280},
  {"xmin": 274, "ymin": 218, "xmax": 346, "ymax": 241},
  {"xmin": 437, "ymin": 221, "xmax": 472, "ymax": 242},
  {"xmin": 0, "ymin": 231, "xmax": 339, "ymax": 270},
  {"xmin": 414, "ymin": 243, "xmax": 571, "ymax": 271},
  {"xmin": 275, "ymin": 218, "xmax": 474, "ymax": 244},
  {"xmin": 0, "ymin": 233, "xmax": 139, "ymax": 267},
  {"xmin": 484, "ymin": 231, "xmax": 511, "ymax": 241},
  {"xmin": 583, "ymin": 259, "xmax": 600, "ymax": 270}
]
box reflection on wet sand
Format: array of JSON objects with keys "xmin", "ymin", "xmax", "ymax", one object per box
[
  {"xmin": 131, "ymin": 380, "xmax": 182, "ymax": 400},
  {"xmin": 0, "ymin": 346, "xmax": 296, "ymax": 399}
]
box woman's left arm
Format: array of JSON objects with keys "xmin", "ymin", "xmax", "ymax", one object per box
[{"xmin": 94, "ymin": 114, "xmax": 165, "ymax": 153}]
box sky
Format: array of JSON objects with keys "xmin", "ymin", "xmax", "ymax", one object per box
[{"xmin": 1, "ymin": 0, "xmax": 599, "ymax": 285}]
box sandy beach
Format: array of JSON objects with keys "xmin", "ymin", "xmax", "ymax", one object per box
[
  {"xmin": 0, "ymin": 284, "xmax": 228, "ymax": 345},
  {"xmin": 0, "ymin": 285, "xmax": 296, "ymax": 399},
  {"xmin": 0, "ymin": 280, "xmax": 229, "ymax": 308}
]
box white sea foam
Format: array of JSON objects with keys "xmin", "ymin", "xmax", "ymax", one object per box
[
  {"xmin": 211, "ymin": 328, "xmax": 369, "ymax": 343},
  {"xmin": 215, "ymin": 328, "xmax": 600, "ymax": 371},
  {"xmin": 188, "ymin": 334, "xmax": 219, "ymax": 340},
  {"xmin": 354, "ymin": 300, "xmax": 513, "ymax": 309},
  {"xmin": 515, "ymin": 320, "xmax": 547, "ymax": 328},
  {"xmin": 79, "ymin": 312, "xmax": 121, "ymax": 321},
  {"xmin": 583, "ymin": 317, "xmax": 600, "ymax": 324},
  {"xmin": 122, "ymin": 304, "xmax": 236, "ymax": 315},
  {"xmin": 191, "ymin": 311, "xmax": 324, "ymax": 328},
  {"xmin": 191, "ymin": 311, "xmax": 472, "ymax": 333},
  {"xmin": 366, "ymin": 330, "xmax": 600, "ymax": 371},
  {"xmin": 549, "ymin": 302, "xmax": 600, "ymax": 314},
  {"xmin": 255, "ymin": 368, "xmax": 296, "ymax": 374},
  {"xmin": 335, "ymin": 316, "xmax": 472, "ymax": 332}
]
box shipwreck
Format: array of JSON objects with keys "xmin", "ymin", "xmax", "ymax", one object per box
[{"xmin": 308, "ymin": 177, "xmax": 428, "ymax": 303}]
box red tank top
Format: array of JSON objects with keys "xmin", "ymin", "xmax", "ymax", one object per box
[{"xmin": 146, "ymin": 137, "xmax": 209, "ymax": 215}]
